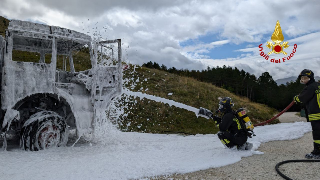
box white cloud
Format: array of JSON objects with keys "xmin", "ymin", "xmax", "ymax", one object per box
[
  {"xmin": 134, "ymin": 31, "xmax": 154, "ymax": 40},
  {"xmin": 285, "ymin": 25, "xmax": 309, "ymax": 37},
  {"xmin": 105, "ymin": 8, "xmax": 144, "ymax": 28},
  {"xmin": 182, "ymin": 40, "xmax": 230, "ymax": 54},
  {"xmin": 210, "ymin": 40, "xmax": 230, "ymax": 46},
  {"xmin": 235, "ymin": 47, "xmax": 257, "ymax": 53}
]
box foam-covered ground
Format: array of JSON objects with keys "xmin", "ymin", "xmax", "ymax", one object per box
[{"xmin": 0, "ymin": 121, "xmax": 311, "ymax": 180}]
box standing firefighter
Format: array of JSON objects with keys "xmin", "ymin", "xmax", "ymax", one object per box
[
  {"xmin": 199, "ymin": 97, "xmax": 254, "ymax": 150},
  {"xmin": 294, "ymin": 69, "xmax": 320, "ymax": 159}
]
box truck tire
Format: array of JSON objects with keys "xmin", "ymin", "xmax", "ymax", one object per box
[{"xmin": 20, "ymin": 111, "xmax": 68, "ymax": 151}]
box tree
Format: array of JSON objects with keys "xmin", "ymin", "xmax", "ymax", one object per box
[
  {"xmin": 161, "ymin": 64, "xmax": 167, "ymax": 71},
  {"xmin": 256, "ymin": 72, "xmax": 278, "ymax": 107},
  {"xmin": 142, "ymin": 61, "xmax": 154, "ymax": 68},
  {"xmin": 168, "ymin": 67, "xmax": 177, "ymax": 74},
  {"xmin": 153, "ymin": 62, "xmax": 160, "ymax": 69}
]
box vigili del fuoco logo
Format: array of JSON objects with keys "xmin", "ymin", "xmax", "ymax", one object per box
[{"xmin": 258, "ymin": 20, "xmax": 297, "ymax": 63}]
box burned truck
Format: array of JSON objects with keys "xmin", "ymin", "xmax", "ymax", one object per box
[{"xmin": 0, "ymin": 20, "xmax": 122, "ymax": 150}]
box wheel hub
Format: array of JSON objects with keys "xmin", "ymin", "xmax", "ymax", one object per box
[{"xmin": 38, "ymin": 124, "xmax": 60, "ymax": 149}]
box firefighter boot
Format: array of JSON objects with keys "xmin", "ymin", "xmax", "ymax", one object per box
[
  {"xmin": 237, "ymin": 142, "xmax": 253, "ymax": 151},
  {"xmin": 305, "ymin": 142, "xmax": 320, "ymax": 159}
]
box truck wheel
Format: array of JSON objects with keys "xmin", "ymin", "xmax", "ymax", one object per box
[{"xmin": 20, "ymin": 111, "xmax": 68, "ymax": 151}]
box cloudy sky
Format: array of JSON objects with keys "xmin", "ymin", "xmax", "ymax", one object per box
[{"xmin": 1, "ymin": 0, "xmax": 320, "ymax": 80}]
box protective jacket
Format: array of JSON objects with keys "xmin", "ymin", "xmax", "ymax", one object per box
[
  {"xmin": 219, "ymin": 112, "xmax": 245, "ymax": 134},
  {"xmin": 298, "ymin": 79, "xmax": 320, "ymax": 121}
]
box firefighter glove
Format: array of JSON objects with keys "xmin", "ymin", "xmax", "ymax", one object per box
[
  {"xmin": 213, "ymin": 115, "xmax": 221, "ymax": 124},
  {"xmin": 294, "ymin": 95, "xmax": 301, "ymax": 103}
]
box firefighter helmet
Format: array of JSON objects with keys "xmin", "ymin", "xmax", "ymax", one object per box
[
  {"xmin": 218, "ymin": 97, "xmax": 234, "ymax": 112},
  {"xmin": 298, "ymin": 69, "xmax": 314, "ymax": 79}
]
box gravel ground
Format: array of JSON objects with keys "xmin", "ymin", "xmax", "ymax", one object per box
[{"xmin": 152, "ymin": 112, "xmax": 320, "ymax": 180}]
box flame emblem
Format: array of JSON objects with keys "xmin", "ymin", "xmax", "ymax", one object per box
[{"xmin": 266, "ymin": 20, "xmax": 289, "ymax": 55}]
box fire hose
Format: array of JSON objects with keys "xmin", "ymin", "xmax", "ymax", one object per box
[
  {"xmin": 275, "ymin": 159, "xmax": 320, "ymax": 180},
  {"xmin": 251, "ymin": 100, "xmax": 320, "ymax": 180},
  {"xmin": 254, "ymin": 101, "xmax": 295, "ymax": 127}
]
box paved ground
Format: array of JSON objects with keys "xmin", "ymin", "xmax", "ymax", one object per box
[
  {"xmin": 152, "ymin": 112, "xmax": 320, "ymax": 180},
  {"xmin": 278, "ymin": 111, "xmax": 306, "ymax": 123}
]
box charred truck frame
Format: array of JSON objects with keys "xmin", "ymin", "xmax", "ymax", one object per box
[{"xmin": 0, "ymin": 20, "xmax": 122, "ymax": 150}]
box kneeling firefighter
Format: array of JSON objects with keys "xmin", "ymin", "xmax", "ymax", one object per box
[{"xmin": 213, "ymin": 97, "xmax": 253, "ymax": 150}]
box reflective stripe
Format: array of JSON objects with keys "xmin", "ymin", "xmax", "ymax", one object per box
[
  {"xmin": 309, "ymin": 113, "xmax": 320, "ymax": 121},
  {"xmin": 233, "ymin": 118, "xmax": 241, "ymax": 130},
  {"xmin": 221, "ymin": 139, "xmax": 230, "ymax": 145},
  {"xmin": 314, "ymin": 140, "xmax": 320, "ymax": 145},
  {"xmin": 220, "ymin": 140, "xmax": 226, "ymax": 145},
  {"xmin": 317, "ymin": 93, "xmax": 320, "ymax": 109}
]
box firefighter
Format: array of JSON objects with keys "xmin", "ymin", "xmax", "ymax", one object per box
[
  {"xmin": 294, "ymin": 69, "xmax": 320, "ymax": 159},
  {"xmin": 213, "ymin": 97, "xmax": 252, "ymax": 150}
]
